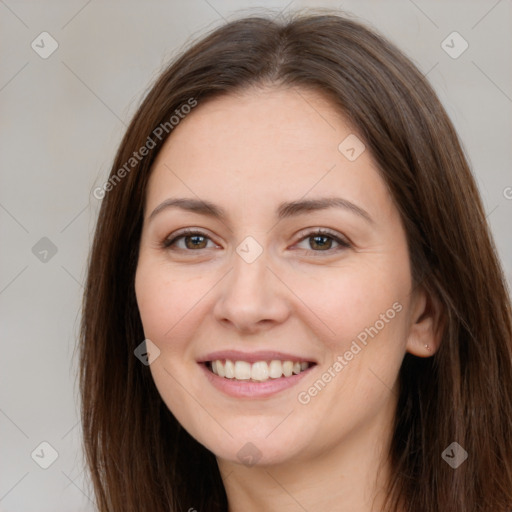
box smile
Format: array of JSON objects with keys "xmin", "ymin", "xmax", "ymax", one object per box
[
  {"xmin": 198, "ymin": 350, "xmax": 317, "ymax": 398},
  {"xmin": 207, "ymin": 359, "xmax": 312, "ymax": 382}
]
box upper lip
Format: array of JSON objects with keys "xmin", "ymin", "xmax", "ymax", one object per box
[{"xmin": 197, "ymin": 350, "xmax": 317, "ymax": 364}]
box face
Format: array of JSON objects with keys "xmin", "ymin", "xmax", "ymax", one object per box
[{"xmin": 135, "ymin": 86, "xmax": 424, "ymax": 467}]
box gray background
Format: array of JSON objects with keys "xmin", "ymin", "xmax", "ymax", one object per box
[{"xmin": 1, "ymin": 0, "xmax": 511, "ymax": 510}]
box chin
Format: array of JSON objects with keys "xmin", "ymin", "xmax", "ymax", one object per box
[
  {"xmin": 189, "ymin": 417, "xmax": 312, "ymax": 467},
  {"xmin": 212, "ymin": 437, "xmax": 303, "ymax": 467}
]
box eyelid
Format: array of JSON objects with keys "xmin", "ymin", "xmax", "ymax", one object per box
[
  {"xmin": 162, "ymin": 228, "xmax": 218, "ymax": 249},
  {"xmin": 292, "ymin": 228, "xmax": 351, "ymax": 254},
  {"xmin": 295, "ymin": 227, "xmax": 350, "ymax": 245}
]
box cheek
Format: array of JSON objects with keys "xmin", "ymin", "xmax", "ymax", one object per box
[
  {"xmin": 311, "ymin": 260, "xmax": 409, "ymax": 353},
  {"xmin": 135, "ymin": 265, "xmax": 195, "ymax": 368},
  {"xmin": 312, "ymin": 259, "xmax": 411, "ymax": 405},
  {"xmin": 135, "ymin": 260, "xmax": 204, "ymax": 340},
  {"xmin": 135, "ymin": 261, "xmax": 207, "ymax": 420}
]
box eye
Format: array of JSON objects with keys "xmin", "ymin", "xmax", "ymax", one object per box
[
  {"xmin": 162, "ymin": 228, "xmax": 350, "ymax": 255},
  {"xmin": 162, "ymin": 229, "xmax": 217, "ymax": 251},
  {"xmin": 294, "ymin": 228, "xmax": 351, "ymax": 254}
]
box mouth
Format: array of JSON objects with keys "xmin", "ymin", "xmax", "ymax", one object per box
[
  {"xmin": 197, "ymin": 350, "xmax": 317, "ymax": 398},
  {"xmin": 205, "ymin": 359, "xmax": 314, "ymax": 382}
]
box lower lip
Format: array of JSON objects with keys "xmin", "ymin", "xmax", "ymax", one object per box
[{"xmin": 199, "ymin": 363, "xmax": 314, "ymax": 399}]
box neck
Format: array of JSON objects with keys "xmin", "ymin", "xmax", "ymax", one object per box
[{"xmin": 217, "ymin": 404, "xmax": 396, "ymax": 512}]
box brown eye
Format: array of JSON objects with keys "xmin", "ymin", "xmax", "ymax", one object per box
[
  {"xmin": 295, "ymin": 229, "xmax": 351, "ymax": 253},
  {"xmin": 309, "ymin": 234, "xmax": 334, "ymax": 250},
  {"xmin": 162, "ymin": 230, "xmax": 214, "ymax": 250},
  {"xmin": 182, "ymin": 234, "xmax": 208, "ymax": 250}
]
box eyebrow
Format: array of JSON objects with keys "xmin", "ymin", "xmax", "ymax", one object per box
[{"xmin": 148, "ymin": 196, "xmax": 374, "ymax": 224}]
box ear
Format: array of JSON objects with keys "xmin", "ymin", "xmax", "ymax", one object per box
[{"xmin": 405, "ymin": 286, "xmax": 444, "ymax": 358}]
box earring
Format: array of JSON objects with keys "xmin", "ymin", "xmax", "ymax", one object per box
[{"xmin": 424, "ymin": 344, "xmax": 432, "ymax": 352}]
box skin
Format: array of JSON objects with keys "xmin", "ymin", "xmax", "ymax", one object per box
[{"xmin": 135, "ymin": 86, "xmax": 442, "ymax": 512}]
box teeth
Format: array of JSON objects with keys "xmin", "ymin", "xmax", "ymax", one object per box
[
  {"xmin": 216, "ymin": 360, "xmax": 226, "ymax": 378},
  {"xmin": 251, "ymin": 361, "xmax": 269, "ymax": 381},
  {"xmin": 282, "ymin": 361, "xmax": 293, "ymax": 377},
  {"xmin": 269, "ymin": 360, "xmax": 283, "ymax": 378},
  {"xmin": 225, "ymin": 359, "xmax": 235, "ymax": 379},
  {"xmin": 234, "ymin": 361, "xmax": 251, "ymax": 380},
  {"xmin": 210, "ymin": 359, "xmax": 311, "ymax": 381}
]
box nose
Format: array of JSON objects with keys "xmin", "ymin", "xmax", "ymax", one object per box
[{"xmin": 212, "ymin": 246, "xmax": 290, "ymax": 334}]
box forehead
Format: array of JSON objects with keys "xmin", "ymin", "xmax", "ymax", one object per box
[
  {"xmin": 153, "ymin": 86, "xmax": 353, "ymax": 170},
  {"xmin": 146, "ymin": 86, "xmax": 390, "ymax": 218}
]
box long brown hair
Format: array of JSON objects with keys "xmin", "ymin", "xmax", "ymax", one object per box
[{"xmin": 79, "ymin": 11, "xmax": 512, "ymax": 511}]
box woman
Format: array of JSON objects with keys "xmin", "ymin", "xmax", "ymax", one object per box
[{"xmin": 79, "ymin": 12, "xmax": 512, "ymax": 512}]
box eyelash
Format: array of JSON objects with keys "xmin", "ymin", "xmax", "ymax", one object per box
[{"xmin": 161, "ymin": 228, "xmax": 351, "ymax": 255}]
